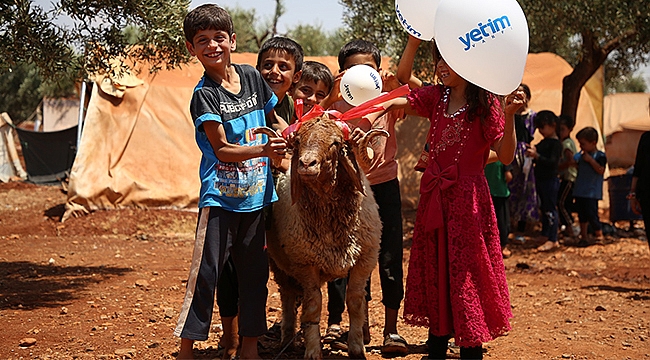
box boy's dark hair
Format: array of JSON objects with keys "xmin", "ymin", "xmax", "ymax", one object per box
[
  {"xmin": 576, "ymin": 126, "xmax": 599, "ymax": 142},
  {"xmin": 184, "ymin": 4, "xmax": 233, "ymax": 44},
  {"xmin": 256, "ymin": 37, "xmax": 304, "ymax": 72},
  {"xmin": 300, "ymin": 61, "xmax": 334, "ymax": 93},
  {"xmin": 557, "ymin": 114, "xmax": 575, "ymax": 130},
  {"xmin": 519, "ymin": 83, "xmax": 532, "ymax": 101},
  {"xmin": 337, "ymin": 39, "xmax": 381, "ymax": 71},
  {"xmin": 534, "ymin": 110, "xmax": 558, "ymax": 129}
]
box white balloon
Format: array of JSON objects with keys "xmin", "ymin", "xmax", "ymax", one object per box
[
  {"xmin": 395, "ymin": 0, "xmax": 441, "ymax": 41},
  {"xmin": 339, "ymin": 65, "xmax": 383, "ymax": 106},
  {"xmin": 433, "ymin": 0, "xmax": 529, "ymax": 95}
]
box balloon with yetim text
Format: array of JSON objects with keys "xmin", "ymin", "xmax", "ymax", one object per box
[
  {"xmin": 395, "ymin": 0, "xmax": 441, "ymax": 41},
  {"xmin": 434, "ymin": 0, "xmax": 529, "ymax": 95},
  {"xmin": 339, "ymin": 65, "xmax": 383, "ymax": 106}
]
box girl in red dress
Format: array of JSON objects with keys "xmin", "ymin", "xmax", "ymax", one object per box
[{"xmin": 369, "ymin": 35, "xmax": 524, "ymax": 359}]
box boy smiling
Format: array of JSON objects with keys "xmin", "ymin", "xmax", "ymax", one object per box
[{"xmin": 174, "ymin": 5, "xmax": 287, "ymax": 359}]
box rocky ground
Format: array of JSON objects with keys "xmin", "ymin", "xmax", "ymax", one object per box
[{"xmin": 1, "ymin": 181, "xmax": 649, "ymax": 359}]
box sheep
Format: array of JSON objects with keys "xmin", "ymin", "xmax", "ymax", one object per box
[{"xmin": 256, "ymin": 116, "xmax": 387, "ymax": 359}]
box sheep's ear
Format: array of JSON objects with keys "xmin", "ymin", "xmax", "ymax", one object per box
[
  {"xmin": 290, "ymin": 149, "xmax": 302, "ymax": 204},
  {"xmin": 340, "ymin": 142, "xmax": 366, "ymax": 196}
]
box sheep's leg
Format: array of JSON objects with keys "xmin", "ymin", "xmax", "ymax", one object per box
[
  {"xmin": 346, "ymin": 265, "xmax": 370, "ymax": 359},
  {"xmin": 279, "ymin": 284, "xmax": 298, "ymax": 350},
  {"xmin": 296, "ymin": 269, "xmax": 323, "ymax": 360},
  {"xmin": 269, "ymin": 259, "xmax": 298, "ymax": 350}
]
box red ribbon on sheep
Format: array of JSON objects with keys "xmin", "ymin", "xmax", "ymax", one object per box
[{"xmin": 281, "ymin": 84, "xmax": 411, "ymax": 140}]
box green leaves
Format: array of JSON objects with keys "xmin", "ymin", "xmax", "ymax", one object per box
[{"xmin": 1, "ymin": 0, "xmax": 192, "ymax": 81}]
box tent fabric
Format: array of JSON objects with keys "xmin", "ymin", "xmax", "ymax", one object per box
[
  {"xmin": 603, "ymin": 93, "xmax": 650, "ymax": 137},
  {"xmin": 603, "ymin": 92, "xmax": 650, "ymax": 168},
  {"xmin": 15, "ymin": 125, "xmax": 77, "ymax": 183},
  {"xmin": 0, "ymin": 113, "xmax": 28, "ymax": 182},
  {"xmin": 65, "ymin": 62, "xmax": 204, "ymax": 213},
  {"xmin": 64, "ymin": 53, "xmax": 392, "ymax": 214},
  {"xmin": 65, "ymin": 52, "xmax": 608, "ymax": 213},
  {"xmin": 42, "ymin": 97, "xmax": 80, "ymax": 132},
  {"xmin": 522, "ymin": 53, "xmax": 604, "ymax": 150}
]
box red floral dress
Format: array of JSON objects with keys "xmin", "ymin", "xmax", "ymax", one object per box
[{"xmin": 403, "ymin": 85, "xmax": 512, "ymax": 347}]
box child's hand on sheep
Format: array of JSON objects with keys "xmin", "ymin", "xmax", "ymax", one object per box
[
  {"xmin": 350, "ymin": 127, "xmax": 366, "ymax": 148},
  {"xmin": 264, "ymin": 137, "xmax": 288, "ymax": 166}
]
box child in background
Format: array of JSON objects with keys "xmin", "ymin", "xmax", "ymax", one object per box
[
  {"xmin": 366, "ymin": 34, "xmax": 521, "ymax": 359},
  {"xmin": 324, "ymin": 39, "xmax": 408, "ymax": 355},
  {"xmin": 175, "ymin": 5, "xmax": 287, "ymax": 359},
  {"xmin": 526, "ymin": 110, "xmax": 563, "ymax": 252},
  {"xmin": 256, "ymin": 36, "xmax": 304, "ymax": 130},
  {"xmin": 509, "ymin": 84, "xmax": 539, "ymax": 241},
  {"xmin": 573, "ymin": 127, "xmax": 607, "ymax": 246},
  {"xmin": 289, "ymin": 60, "xmax": 334, "ymax": 117},
  {"xmin": 557, "ymin": 115, "xmax": 578, "ymax": 238},
  {"xmin": 484, "ymin": 160, "xmax": 513, "ymax": 258}
]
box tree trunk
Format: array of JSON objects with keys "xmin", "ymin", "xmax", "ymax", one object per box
[{"xmin": 560, "ymin": 32, "xmax": 608, "ymax": 123}]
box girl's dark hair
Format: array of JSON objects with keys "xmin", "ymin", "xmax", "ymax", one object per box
[
  {"xmin": 184, "ymin": 4, "xmax": 233, "ymax": 43},
  {"xmin": 432, "ymin": 42, "xmax": 500, "ymax": 123},
  {"xmin": 533, "ymin": 110, "xmax": 558, "ymax": 129},
  {"xmin": 465, "ymin": 83, "xmax": 501, "ymax": 124},
  {"xmin": 300, "ymin": 61, "xmax": 334, "ymax": 93},
  {"xmin": 576, "ymin": 126, "xmax": 599, "ymax": 142},
  {"xmin": 256, "ymin": 36, "xmax": 305, "ymax": 72},
  {"xmin": 337, "ymin": 39, "xmax": 381, "ymax": 71}
]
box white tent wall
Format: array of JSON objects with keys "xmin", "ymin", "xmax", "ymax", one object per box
[
  {"xmin": 43, "ymin": 97, "xmax": 80, "ymax": 132},
  {"xmin": 0, "ymin": 113, "xmax": 28, "ymax": 182},
  {"xmin": 603, "ymin": 93, "xmax": 650, "ymax": 168}
]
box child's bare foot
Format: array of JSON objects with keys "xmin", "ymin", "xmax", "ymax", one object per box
[
  {"xmin": 176, "ymin": 338, "xmax": 195, "ymax": 360},
  {"xmin": 220, "ymin": 316, "xmax": 240, "ymax": 360},
  {"xmin": 220, "ymin": 337, "xmax": 239, "ymax": 360},
  {"xmin": 176, "ymin": 349, "xmax": 194, "ymax": 360},
  {"xmin": 238, "ymin": 336, "xmax": 260, "ymax": 360}
]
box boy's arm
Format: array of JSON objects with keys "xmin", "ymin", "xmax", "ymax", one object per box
[
  {"xmin": 582, "ymin": 151, "xmax": 606, "ymax": 175},
  {"xmin": 203, "ymin": 121, "xmax": 286, "ymax": 164},
  {"xmin": 504, "ymin": 169, "xmax": 513, "ymax": 183},
  {"xmin": 397, "ymin": 35, "xmax": 425, "ymax": 89},
  {"xmin": 558, "ymin": 147, "xmax": 576, "ymax": 170},
  {"xmin": 267, "ymin": 108, "xmax": 289, "ymax": 133}
]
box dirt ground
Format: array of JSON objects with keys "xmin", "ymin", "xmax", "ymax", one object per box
[{"xmin": 1, "ymin": 181, "xmax": 649, "ymax": 360}]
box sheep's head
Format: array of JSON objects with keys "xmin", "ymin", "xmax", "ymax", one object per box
[
  {"xmin": 288, "ymin": 116, "xmax": 365, "ymax": 203},
  {"xmin": 255, "ymin": 117, "xmax": 389, "ymax": 204}
]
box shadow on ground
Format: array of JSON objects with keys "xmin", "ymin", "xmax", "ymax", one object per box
[{"xmin": 0, "ymin": 261, "xmax": 132, "ymax": 310}]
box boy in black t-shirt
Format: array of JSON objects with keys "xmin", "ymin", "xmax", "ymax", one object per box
[
  {"xmin": 526, "ymin": 110, "xmax": 563, "ymax": 252},
  {"xmin": 174, "ymin": 5, "xmax": 287, "ymax": 359}
]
